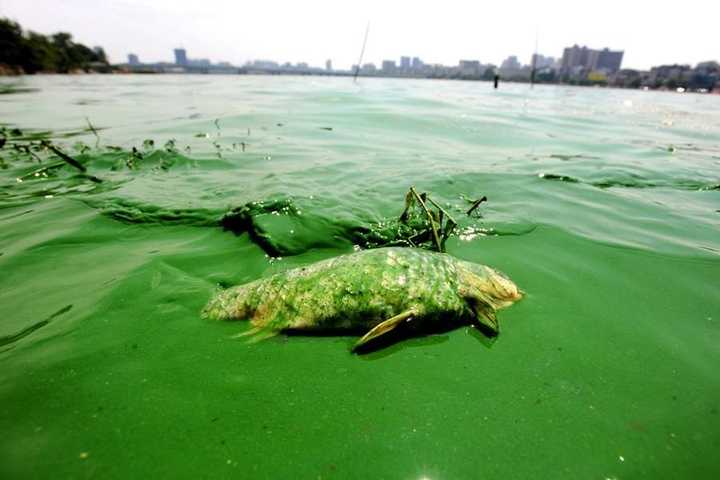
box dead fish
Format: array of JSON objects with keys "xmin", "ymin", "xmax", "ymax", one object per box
[{"xmin": 203, "ymin": 247, "xmax": 522, "ymax": 352}]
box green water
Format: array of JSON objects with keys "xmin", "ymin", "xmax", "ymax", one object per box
[{"xmin": 1, "ymin": 75, "xmax": 719, "ymax": 479}]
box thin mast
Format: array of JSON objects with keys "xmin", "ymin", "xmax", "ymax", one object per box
[
  {"xmin": 530, "ymin": 28, "xmax": 539, "ymax": 88},
  {"xmin": 353, "ymin": 22, "xmax": 370, "ymax": 83}
]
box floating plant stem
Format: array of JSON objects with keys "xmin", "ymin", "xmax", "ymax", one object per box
[
  {"xmin": 466, "ymin": 196, "xmax": 487, "ymax": 216},
  {"xmin": 425, "ymin": 196, "xmax": 458, "ymax": 248},
  {"xmin": 86, "ymin": 117, "xmax": 100, "ymax": 148},
  {"xmin": 42, "ymin": 141, "xmax": 86, "ymax": 172},
  {"xmin": 409, "ymin": 186, "xmax": 443, "ymax": 252}
]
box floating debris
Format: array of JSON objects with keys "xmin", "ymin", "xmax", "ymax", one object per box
[
  {"xmin": 0, "ymin": 84, "xmax": 39, "ymax": 95},
  {"xmin": 538, "ymin": 173, "xmax": 580, "ymax": 183},
  {"xmin": 396, "ymin": 186, "xmax": 459, "ymax": 252},
  {"xmin": 41, "ymin": 141, "xmax": 87, "ymax": 173},
  {"xmin": 164, "ymin": 139, "xmax": 178, "ymax": 153},
  {"xmin": 219, "ymin": 187, "xmax": 491, "ymax": 256},
  {"xmin": 85, "ymin": 117, "xmax": 100, "ymax": 148},
  {"xmin": 466, "ymin": 196, "xmax": 488, "ymax": 216},
  {"xmin": 0, "ymin": 304, "xmax": 72, "ymax": 347}
]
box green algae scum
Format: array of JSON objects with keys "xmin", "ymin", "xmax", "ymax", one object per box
[{"xmin": 1, "ymin": 75, "xmax": 720, "ymax": 479}]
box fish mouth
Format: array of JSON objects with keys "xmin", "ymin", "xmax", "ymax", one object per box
[{"xmin": 487, "ymin": 267, "xmax": 523, "ymax": 304}]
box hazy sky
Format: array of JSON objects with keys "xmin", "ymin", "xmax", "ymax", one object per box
[{"xmin": 1, "ymin": 0, "xmax": 717, "ymax": 70}]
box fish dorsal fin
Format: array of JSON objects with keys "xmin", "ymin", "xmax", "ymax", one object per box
[{"xmin": 352, "ymin": 309, "xmax": 416, "ymax": 352}]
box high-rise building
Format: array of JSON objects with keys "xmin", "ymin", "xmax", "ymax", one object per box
[
  {"xmin": 382, "ymin": 60, "xmax": 397, "ymax": 72},
  {"xmin": 531, "ymin": 54, "xmax": 556, "ymax": 69},
  {"xmin": 411, "ymin": 57, "xmax": 423, "ymax": 70},
  {"xmin": 400, "ymin": 56, "xmax": 411, "ymax": 70},
  {"xmin": 501, "ymin": 56, "xmax": 522, "ymax": 70},
  {"xmin": 459, "ymin": 60, "xmax": 481, "ymax": 76},
  {"xmin": 174, "ymin": 48, "xmax": 188, "ymax": 66},
  {"xmin": 561, "ymin": 45, "xmax": 590, "ymax": 72},
  {"xmin": 590, "ymin": 48, "xmax": 624, "ymax": 73},
  {"xmin": 326, "ymin": 59, "xmax": 332, "ymax": 71},
  {"xmin": 561, "ymin": 45, "xmax": 623, "ymax": 74},
  {"xmin": 127, "ymin": 53, "xmax": 140, "ymax": 65}
]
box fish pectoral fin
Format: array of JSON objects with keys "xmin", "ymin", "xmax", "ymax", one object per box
[
  {"xmin": 231, "ymin": 326, "xmax": 278, "ymax": 344},
  {"xmin": 472, "ymin": 307, "xmax": 499, "ymax": 336},
  {"xmin": 352, "ymin": 309, "xmax": 415, "ymax": 352}
]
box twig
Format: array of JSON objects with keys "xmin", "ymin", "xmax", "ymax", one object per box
[
  {"xmin": 42, "ymin": 141, "xmax": 86, "ymax": 172},
  {"xmin": 426, "ymin": 196, "xmax": 457, "ymax": 228},
  {"xmin": 19, "ymin": 144, "xmax": 43, "ymax": 163},
  {"xmin": 425, "ymin": 196, "xmax": 457, "ymax": 248},
  {"xmin": 410, "ymin": 186, "xmax": 442, "ymax": 252},
  {"xmin": 466, "ymin": 196, "xmax": 487, "ymax": 216},
  {"xmin": 86, "ymin": 117, "xmax": 100, "ymax": 148},
  {"xmin": 399, "ymin": 189, "xmax": 414, "ymax": 222}
]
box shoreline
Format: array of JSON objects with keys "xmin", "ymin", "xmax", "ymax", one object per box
[{"xmin": 1, "ymin": 70, "xmax": 717, "ymax": 95}]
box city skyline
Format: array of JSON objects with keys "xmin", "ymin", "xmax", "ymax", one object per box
[
  {"xmin": 115, "ymin": 45, "xmax": 717, "ymax": 94},
  {"xmin": 1, "ymin": 0, "xmax": 718, "ymax": 71}
]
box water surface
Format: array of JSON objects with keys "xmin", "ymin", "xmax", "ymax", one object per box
[{"xmin": 1, "ymin": 75, "xmax": 719, "ymax": 479}]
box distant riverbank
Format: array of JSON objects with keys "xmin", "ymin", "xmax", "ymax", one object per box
[{"xmin": 0, "ymin": 18, "xmax": 109, "ymax": 75}]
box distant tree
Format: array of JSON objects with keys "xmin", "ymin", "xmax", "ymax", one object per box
[
  {"xmin": 0, "ymin": 18, "xmax": 25, "ymax": 69},
  {"xmin": 24, "ymin": 32, "xmax": 57, "ymax": 73},
  {"xmin": 93, "ymin": 47, "xmax": 108, "ymax": 63},
  {"xmin": 0, "ymin": 17, "xmax": 108, "ymax": 74}
]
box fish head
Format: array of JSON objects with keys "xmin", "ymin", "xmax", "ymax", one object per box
[{"xmin": 456, "ymin": 261, "xmax": 523, "ymax": 335}]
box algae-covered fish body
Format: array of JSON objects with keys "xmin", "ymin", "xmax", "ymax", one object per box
[{"xmin": 203, "ymin": 247, "xmax": 522, "ymax": 351}]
